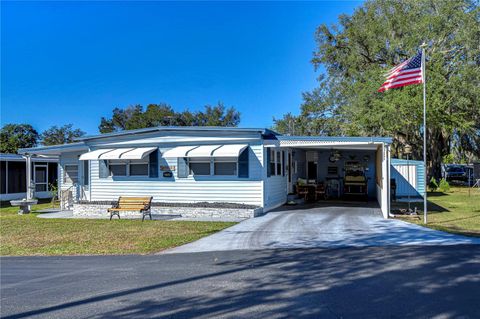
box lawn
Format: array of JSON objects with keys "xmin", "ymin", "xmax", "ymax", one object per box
[
  {"xmin": 0, "ymin": 203, "xmax": 235, "ymax": 256},
  {"xmin": 394, "ymin": 187, "xmax": 480, "ymax": 237}
]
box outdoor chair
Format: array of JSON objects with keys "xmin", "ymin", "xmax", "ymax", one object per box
[
  {"xmin": 315, "ymin": 183, "xmax": 327, "ymax": 200},
  {"xmin": 297, "ymin": 185, "xmax": 309, "ymax": 201}
]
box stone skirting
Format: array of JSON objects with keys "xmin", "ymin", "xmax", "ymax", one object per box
[{"xmin": 72, "ymin": 202, "xmax": 263, "ymax": 220}]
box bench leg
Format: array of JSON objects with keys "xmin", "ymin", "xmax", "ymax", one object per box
[
  {"xmin": 142, "ymin": 211, "xmax": 152, "ymax": 222},
  {"xmin": 110, "ymin": 212, "xmax": 120, "ymax": 220}
]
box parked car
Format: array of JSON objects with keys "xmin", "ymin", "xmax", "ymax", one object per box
[{"xmin": 445, "ymin": 165, "xmax": 469, "ymax": 183}]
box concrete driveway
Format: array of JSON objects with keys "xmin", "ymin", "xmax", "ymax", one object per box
[{"xmin": 166, "ymin": 202, "xmax": 480, "ymax": 253}]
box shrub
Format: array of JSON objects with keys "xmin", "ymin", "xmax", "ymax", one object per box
[
  {"xmin": 429, "ymin": 177, "xmax": 438, "ymax": 192},
  {"xmin": 438, "ymin": 178, "xmax": 450, "ymax": 193}
]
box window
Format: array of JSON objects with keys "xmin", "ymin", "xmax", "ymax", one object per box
[
  {"xmin": 276, "ymin": 151, "xmax": 282, "ymax": 175},
  {"xmin": 189, "ymin": 158, "xmax": 211, "ymax": 176},
  {"xmin": 269, "ymin": 149, "xmax": 283, "ymax": 177},
  {"xmin": 130, "ymin": 162, "xmax": 149, "ymax": 176},
  {"xmin": 109, "ymin": 162, "xmax": 127, "ymax": 176},
  {"xmin": 270, "ymin": 149, "xmax": 276, "ymax": 175},
  {"xmin": 107, "ymin": 160, "xmax": 149, "ymax": 177},
  {"xmin": 214, "ymin": 157, "xmax": 237, "ymax": 176},
  {"xmin": 64, "ymin": 165, "xmax": 78, "ymax": 184},
  {"xmin": 83, "ymin": 161, "xmax": 89, "ymax": 185}
]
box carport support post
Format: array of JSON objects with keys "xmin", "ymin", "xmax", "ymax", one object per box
[
  {"xmin": 25, "ymin": 154, "xmax": 32, "ymax": 200},
  {"xmin": 421, "ymin": 44, "xmax": 428, "ymax": 224}
]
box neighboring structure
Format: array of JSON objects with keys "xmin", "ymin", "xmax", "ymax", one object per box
[
  {"xmin": 19, "ymin": 127, "xmax": 392, "ymax": 218},
  {"xmin": 0, "ymin": 154, "xmax": 58, "ymax": 201}
]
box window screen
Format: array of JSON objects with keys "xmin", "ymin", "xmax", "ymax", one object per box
[
  {"xmin": 8, "ymin": 161, "xmax": 26, "ymax": 193},
  {"xmin": 48, "ymin": 163, "xmax": 58, "ymax": 186},
  {"xmin": 35, "ymin": 166, "xmax": 47, "ymax": 183},
  {"xmin": 189, "ymin": 158, "xmax": 211, "ymax": 176},
  {"xmin": 189, "ymin": 163, "xmax": 210, "ymax": 175},
  {"xmin": 36, "ymin": 184, "xmax": 47, "ymax": 192},
  {"xmin": 109, "ymin": 164, "xmax": 127, "ymax": 176},
  {"xmin": 35, "ymin": 165, "xmax": 47, "ymax": 192},
  {"xmin": 130, "ymin": 163, "xmax": 148, "ymax": 176},
  {"xmin": 1, "ymin": 161, "xmax": 6, "ymax": 194},
  {"xmin": 214, "ymin": 162, "xmax": 237, "ymax": 175}
]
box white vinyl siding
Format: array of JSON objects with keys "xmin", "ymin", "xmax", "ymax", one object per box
[
  {"xmin": 88, "ymin": 143, "xmax": 264, "ymax": 206},
  {"xmin": 264, "ymin": 148, "xmax": 287, "ymax": 210}
]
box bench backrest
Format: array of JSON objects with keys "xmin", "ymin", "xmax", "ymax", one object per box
[{"xmin": 117, "ymin": 196, "xmax": 153, "ymax": 210}]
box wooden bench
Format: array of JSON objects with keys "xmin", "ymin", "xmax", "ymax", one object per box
[{"xmin": 108, "ymin": 196, "xmax": 153, "ymax": 221}]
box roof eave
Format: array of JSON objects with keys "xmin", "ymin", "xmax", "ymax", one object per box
[
  {"xmin": 19, "ymin": 142, "xmax": 88, "ymax": 155},
  {"xmin": 75, "ymin": 126, "xmax": 277, "ymax": 142}
]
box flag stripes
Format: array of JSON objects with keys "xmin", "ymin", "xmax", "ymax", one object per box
[{"xmin": 378, "ymin": 52, "xmax": 423, "ymax": 92}]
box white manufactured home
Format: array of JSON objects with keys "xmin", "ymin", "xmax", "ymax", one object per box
[{"xmin": 20, "ymin": 127, "xmax": 393, "ymax": 219}]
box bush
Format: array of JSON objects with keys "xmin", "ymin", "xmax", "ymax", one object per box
[
  {"xmin": 438, "ymin": 178, "xmax": 450, "ymax": 193},
  {"xmin": 429, "ymin": 177, "xmax": 438, "ymax": 192}
]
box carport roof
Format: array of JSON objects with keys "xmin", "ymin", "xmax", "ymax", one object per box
[
  {"xmin": 272, "ymin": 136, "xmax": 392, "ymax": 149},
  {"xmin": 277, "ymin": 136, "xmax": 392, "ymax": 143}
]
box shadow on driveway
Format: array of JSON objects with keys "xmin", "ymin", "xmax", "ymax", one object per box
[{"xmin": 2, "ymin": 246, "xmax": 480, "ymax": 318}]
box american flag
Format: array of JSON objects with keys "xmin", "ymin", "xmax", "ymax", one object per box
[{"xmin": 378, "ymin": 52, "xmax": 423, "ymax": 92}]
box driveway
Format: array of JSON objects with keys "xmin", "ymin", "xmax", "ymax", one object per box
[{"xmin": 166, "ymin": 203, "xmax": 480, "ymax": 253}]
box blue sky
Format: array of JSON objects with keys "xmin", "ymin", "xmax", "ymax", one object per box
[{"xmin": 1, "ymin": 1, "xmax": 360, "ymax": 134}]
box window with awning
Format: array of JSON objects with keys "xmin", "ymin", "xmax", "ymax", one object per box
[
  {"xmin": 163, "ymin": 144, "xmax": 248, "ymax": 158},
  {"xmin": 79, "ymin": 147, "xmax": 157, "ymax": 160},
  {"xmin": 170, "ymin": 145, "xmax": 250, "ymax": 178}
]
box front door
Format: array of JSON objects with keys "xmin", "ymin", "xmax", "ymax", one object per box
[{"xmin": 34, "ymin": 164, "xmax": 48, "ymax": 193}]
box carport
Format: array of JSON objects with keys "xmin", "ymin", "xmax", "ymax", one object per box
[{"xmin": 264, "ymin": 136, "xmax": 392, "ymax": 218}]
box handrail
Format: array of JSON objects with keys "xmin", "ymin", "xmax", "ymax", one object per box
[{"xmin": 60, "ymin": 183, "xmax": 77, "ymax": 210}]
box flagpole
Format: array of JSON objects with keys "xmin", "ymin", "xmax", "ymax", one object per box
[{"xmin": 421, "ymin": 43, "xmax": 428, "ymax": 224}]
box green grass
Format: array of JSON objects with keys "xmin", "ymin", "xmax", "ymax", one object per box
[
  {"xmin": 394, "ymin": 187, "xmax": 480, "ymax": 237},
  {"xmin": 0, "ymin": 203, "xmax": 235, "ymax": 256}
]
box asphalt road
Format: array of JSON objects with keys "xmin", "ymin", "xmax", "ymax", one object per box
[
  {"xmin": 2, "ymin": 246, "xmax": 480, "ymax": 318},
  {"xmin": 167, "ymin": 203, "xmax": 480, "ymax": 253}
]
